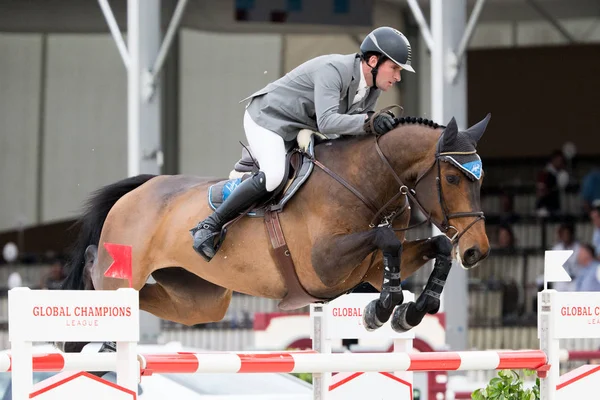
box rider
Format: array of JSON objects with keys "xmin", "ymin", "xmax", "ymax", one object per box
[{"xmin": 191, "ymin": 26, "xmax": 415, "ymax": 261}]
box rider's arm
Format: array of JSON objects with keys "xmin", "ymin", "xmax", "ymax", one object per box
[{"xmin": 314, "ymin": 63, "xmax": 369, "ymax": 136}]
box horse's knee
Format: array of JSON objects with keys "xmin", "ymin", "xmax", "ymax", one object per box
[
  {"xmin": 375, "ymin": 228, "xmax": 402, "ymax": 255},
  {"xmin": 431, "ymin": 235, "xmax": 453, "ymax": 257}
]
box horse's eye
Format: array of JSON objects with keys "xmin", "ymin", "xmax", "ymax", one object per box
[{"xmin": 446, "ymin": 175, "xmax": 460, "ymax": 185}]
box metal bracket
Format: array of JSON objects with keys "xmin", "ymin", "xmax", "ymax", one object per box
[
  {"xmin": 143, "ymin": 149, "xmax": 164, "ymax": 167},
  {"xmin": 406, "ymin": 0, "xmax": 488, "ymax": 84},
  {"xmin": 447, "ymin": 0, "xmax": 488, "ymax": 83}
]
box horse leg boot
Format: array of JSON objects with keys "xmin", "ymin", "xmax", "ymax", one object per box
[
  {"xmin": 363, "ymin": 227, "xmax": 404, "ymax": 331},
  {"xmin": 191, "ymin": 171, "xmax": 268, "ymax": 261},
  {"xmin": 391, "ymin": 235, "xmax": 453, "ymax": 333}
]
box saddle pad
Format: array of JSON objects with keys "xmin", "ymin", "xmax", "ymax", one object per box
[{"xmin": 207, "ymin": 136, "xmax": 316, "ymax": 216}]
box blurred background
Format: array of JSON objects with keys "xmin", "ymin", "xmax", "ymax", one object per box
[{"xmin": 0, "ymin": 0, "xmax": 599, "ymax": 358}]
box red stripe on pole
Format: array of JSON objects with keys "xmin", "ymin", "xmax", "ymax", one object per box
[
  {"xmin": 409, "ymin": 352, "xmax": 461, "ymax": 371},
  {"xmin": 33, "ymin": 354, "xmax": 65, "ymax": 371},
  {"xmin": 143, "ymin": 353, "xmax": 200, "ymax": 373},
  {"xmin": 238, "ymin": 353, "xmax": 295, "ymax": 373},
  {"xmin": 497, "ymin": 350, "xmax": 546, "ymax": 370},
  {"xmin": 566, "ymin": 350, "xmax": 600, "ymax": 361}
]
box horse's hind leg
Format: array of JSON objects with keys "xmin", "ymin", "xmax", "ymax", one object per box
[
  {"xmin": 140, "ymin": 267, "xmax": 232, "ymax": 326},
  {"xmin": 390, "ymin": 235, "xmax": 453, "ymax": 333}
]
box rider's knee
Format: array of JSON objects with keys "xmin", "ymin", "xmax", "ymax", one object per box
[{"xmin": 264, "ymin": 168, "xmax": 286, "ymax": 192}]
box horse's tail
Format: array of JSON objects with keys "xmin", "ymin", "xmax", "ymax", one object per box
[{"xmin": 61, "ymin": 174, "xmax": 158, "ymax": 290}]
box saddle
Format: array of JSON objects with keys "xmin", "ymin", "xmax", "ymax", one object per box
[
  {"xmin": 207, "ymin": 139, "xmax": 315, "ymax": 216},
  {"xmin": 206, "ymin": 134, "xmax": 329, "ymax": 310}
]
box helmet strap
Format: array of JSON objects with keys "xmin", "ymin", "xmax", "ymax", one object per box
[{"xmin": 368, "ymin": 56, "xmax": 386, "ymax": 89}]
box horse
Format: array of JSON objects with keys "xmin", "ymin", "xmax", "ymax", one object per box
[{"xmin": 58, "ymin": 111, "xmax": 491, "ymax": 353}]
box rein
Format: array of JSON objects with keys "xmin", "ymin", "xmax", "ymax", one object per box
[{"xmin": 306, "ymin": 118, "xmax": 485, "ymax": 245}]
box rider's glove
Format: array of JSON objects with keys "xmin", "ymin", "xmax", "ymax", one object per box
[{"xmin": 364, "ymin": 112, "xmax": 396, "ymax": 135}]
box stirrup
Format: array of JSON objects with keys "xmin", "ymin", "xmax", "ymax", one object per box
[{"xmin": 191, "ymin": 225, "xmax": 228, "ymax": 262}]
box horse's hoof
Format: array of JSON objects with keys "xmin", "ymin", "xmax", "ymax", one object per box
[
  {"xmin": 390, "ymin": 302, "xmax": 415, "ymax": 333},
  {"xmin": 99, "ymin": 341, "xmax": 116, "ymax": 353},
  {"xmin": 362, "ymin": 299, "xmax": 384, "ymax": 331}
]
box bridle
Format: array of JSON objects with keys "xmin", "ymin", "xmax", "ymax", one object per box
[{"xmin": 307, "ymin": 123, "xmax": 485, "ymax": 246}]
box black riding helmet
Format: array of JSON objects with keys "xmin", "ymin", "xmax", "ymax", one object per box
[{"xmin": 360, "ymin": 27, "xmax": 415, "ymax": 89}]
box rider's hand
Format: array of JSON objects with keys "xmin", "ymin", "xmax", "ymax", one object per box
[{"xmin": 365, "ymin": 112, "xmax": 396, "ymax": 135}]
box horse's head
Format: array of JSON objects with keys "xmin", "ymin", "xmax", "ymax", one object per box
[{"xmin": 411, "ymin": 114, "xmax": 491, "ymax": 268}]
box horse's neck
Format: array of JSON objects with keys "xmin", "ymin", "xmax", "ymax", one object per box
[
  {"xmin": 357, "ymin": 126, "xmax": 440, "ymax": 203},
  {"xmin": 378, "ymin": 125, "xmax": 441, "ymax": 181},
  {"xmin": 315, "ymin": 126, "xmax": 439, "ymax": 211}
]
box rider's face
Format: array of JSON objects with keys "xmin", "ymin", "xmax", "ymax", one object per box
[
  {"xmin": 368, "ymin": 57, "xmax": 402, "ymax": 91},
  {"xmin": 376, "ymin": 59, "xmax": 402, "ymax": 91}
]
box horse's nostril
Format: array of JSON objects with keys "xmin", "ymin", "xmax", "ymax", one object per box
[{"xmin": 464, "ymin": 247, "xmax": 481, "ymax": 264}]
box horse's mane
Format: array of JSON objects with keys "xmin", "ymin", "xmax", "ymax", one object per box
[
  {"xmin": 395, "ymin": 116, "xmax": 445, "ymax": 130},
  {"xmin": 324, "ymin": 115, "xmax": 445, "ymax": 148}
]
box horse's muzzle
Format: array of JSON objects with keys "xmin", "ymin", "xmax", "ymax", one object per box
[{"xmin": 461, "ymin": 245, "xmax": 489, "ymax": 268}]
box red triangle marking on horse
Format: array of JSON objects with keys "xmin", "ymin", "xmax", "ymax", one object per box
[{"xmin": 104, "ymin": 243, "xmax": 133, "ymax": 288}]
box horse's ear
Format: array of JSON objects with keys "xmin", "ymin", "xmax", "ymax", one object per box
[
  {"xmin": 441, "ymin": 117, "xmax": 459, "ymax": 150},
  {"xmin": 465, "ymin": 113, "xmax": 491, "ymax": 145}
]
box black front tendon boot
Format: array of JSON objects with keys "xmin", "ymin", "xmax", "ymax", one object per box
[{"xmin": 190, "ymin": 171, "xmax": 268, "ymax": 261}]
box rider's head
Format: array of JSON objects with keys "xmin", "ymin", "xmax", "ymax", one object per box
[{"xmin": 360, "ymin": 27, "xmax": 415, "ymax": 91}]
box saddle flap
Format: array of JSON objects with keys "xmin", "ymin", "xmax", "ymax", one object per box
[{"xmin": 208, "ymin": 136, "xmax": 316, "ymax": 216}]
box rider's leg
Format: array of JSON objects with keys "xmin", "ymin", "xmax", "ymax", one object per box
[{"xmin": 191, "ymin": 111, "xmax": 287, "ymax": 261}]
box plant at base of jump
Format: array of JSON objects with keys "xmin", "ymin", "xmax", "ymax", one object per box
[{"xmin": 471, "ymin": 369, "xmax": 540, "ymax": 400}]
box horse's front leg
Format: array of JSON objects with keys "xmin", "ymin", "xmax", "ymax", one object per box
[
  {"xmin": 390, "ymin": 234, "xmax": 453, "ymax": 333},
  {"xmin": 361, "ymin": 227, "xmax": 405, "ymax": 331},
  {"xmin": 311, "ymin": 226, "xmax": 403, "ymax": 331}
]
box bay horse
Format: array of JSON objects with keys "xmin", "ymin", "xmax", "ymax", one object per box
[{"xmin": 59, "ymin": 111, "xmax": 491, "ymax": 353}]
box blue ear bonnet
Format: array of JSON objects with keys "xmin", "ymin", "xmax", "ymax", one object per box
[{"xmin": 436, "ymin": 130, "xmax": 483, "ymax": 181}]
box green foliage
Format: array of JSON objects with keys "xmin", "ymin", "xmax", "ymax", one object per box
[
  {"xmin": 290, "ymin": 372, "xmax": 313, "ymax": 384},
  {"xmin": 471, "ymin": 369, "xmax": 540, "ymax": 400}
]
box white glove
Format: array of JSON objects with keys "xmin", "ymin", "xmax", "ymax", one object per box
[
  {"xmin": 297, "ymin": 129, "xmax": 313, "ymax": 152},
  {"xmin": 297, "ymin": 129, "xmax": 335, "ymax": 152}
]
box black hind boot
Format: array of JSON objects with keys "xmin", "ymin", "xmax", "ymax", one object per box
[{"xmin": 190, "ymin": 171, "xmax": 268, "ymax": 261}]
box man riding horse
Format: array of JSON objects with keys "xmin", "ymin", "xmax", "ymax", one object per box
[{"xmin": 191, "ymin": 26, "xmax": 415, "ymax": 261}]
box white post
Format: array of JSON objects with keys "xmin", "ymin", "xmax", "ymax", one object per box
[
  {"xmin": 127, "ymin": 0, "xmax": 162, "ymax": 177},
  {"xmin": 116, "ymin": 341, "xmax": 139, "ymax": 393},
  {"xmin": 538, "ymin": 289, "xmax": 558, "ymax": 400},
  {"xmin": 311, "ymin": 304, "xmax": 331, "ymax": 400},
  {"xmin": 10, "ymin": 340, "xmax": 33, "ymax": 400}
]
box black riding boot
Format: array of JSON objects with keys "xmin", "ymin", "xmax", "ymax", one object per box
[{"xmin": 191, "ymin": 171, "xmax": 268, "ymax": 261}]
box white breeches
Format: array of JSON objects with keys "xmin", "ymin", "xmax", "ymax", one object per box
[{"xmin": 243, "ymin": 110, "xmax": 287, "ymax": 192}]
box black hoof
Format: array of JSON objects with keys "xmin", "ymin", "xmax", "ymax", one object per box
[
  {"xmin": 391, "ymin": 302, "xmax": 416, "ymax": 333},
  {"xmin": 362, "ymin": 299, "xmax": 384, "ymax": 331},
  {"xmin": 99, "ymin": 341, "xmax": 116, "ymax": 353}
]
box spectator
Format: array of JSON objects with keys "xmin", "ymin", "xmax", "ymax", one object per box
[
  {"xmin": 535, "ymin": 150, "xmax": 570, "ymax": 217},
  {"xmin": 580, "ymin": 168, "xmax": 600, "ymax": 214},
  {"xmin": 498, "ymin": 191, "xmax": 520, "ymax": 225},
  {"xmin": 551, "ymin": 222, "xmax": 581, "ymax": 291},
  {"xmin": 591, "ymin": 205, "xmax": 600, "ymax": 255},
  {"xmin": 573, "ymin": 244, "xmax": 600, "ymax": 292},
  {"xmin": 495, "ymin": 224, "xmax": 516, "ymax": 251}
]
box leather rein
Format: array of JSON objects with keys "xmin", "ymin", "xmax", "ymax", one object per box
[{"xmin": 306, "ymin": 124, "xmax": 485, "ymax": 246}]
